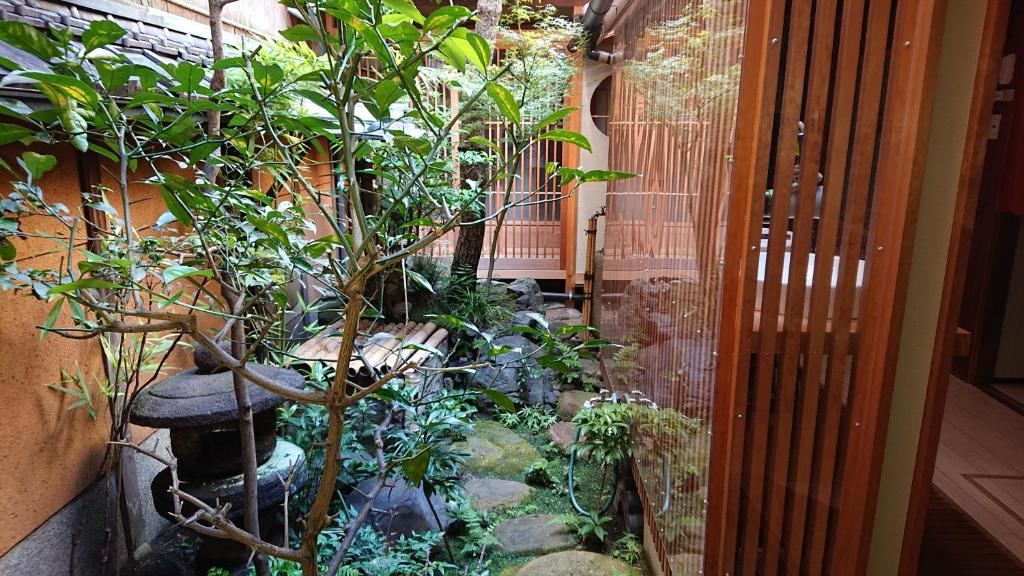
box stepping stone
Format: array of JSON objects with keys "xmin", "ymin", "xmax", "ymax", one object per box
[
  {"xmin": 558, "ymin": 390, "xmax": 598, "ymax": 421},
  {"xmin": 548, "ymin": 421, "xmax": 577, "ymax": 452},
  {"xmin": 465, "ymin": 478, "xmax": 533, "ymax": 512},
  {"xmin": 454, "ymin": 421, "xmax": 541, "ymax": 477},
  {"xmin": 515, "ymin": 551, "xmax": 634, "ymax": 576},
  {"xmin": 495, "ymin": 514, "xmax": 575, "ymax": 555}
]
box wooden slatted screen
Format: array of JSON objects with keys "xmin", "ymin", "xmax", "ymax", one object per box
[
  {"xmin": 706, "ymin": 0, "xmax": 947, "ymax": 575},
  {"xmin": 598, "ymin": 1, "xmax": 747, "ymax": 575},
  {"xmin": 599, "ymin": 0, "xmax": 947, "ymax": 574}
]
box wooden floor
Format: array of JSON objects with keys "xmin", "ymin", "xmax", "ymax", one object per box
[{"xmin": 932, "ymin": 376, "xmax": 1024, "ymax": 567}]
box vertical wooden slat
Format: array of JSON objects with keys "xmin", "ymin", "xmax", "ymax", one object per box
[{"xmin": 830, "ymin": 0, "xmax": 949, "ymax": 573}]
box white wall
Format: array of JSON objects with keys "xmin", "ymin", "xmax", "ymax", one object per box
[{"xmin": 574, "ymin": 59, "xmax": 613, "ymax": 283}]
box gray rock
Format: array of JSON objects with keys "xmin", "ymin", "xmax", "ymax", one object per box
[
  {"xmin": 471, "ymin": 335, "xmax": 556, "ymax": 407},
  {"xmin": 495, "ymin": 514, "xmax": 574, "ymax": 555},
  {"xmin": 506, "ymin": 277, "xmax": 544, "ymax": 311},
  {"xmin": 465, "ymin": 478, "xmax": 533, "ymax": 512},
  {"xmin": 344, "ymin": 478, "xmax": 449, "ymax": 539},
  {"xmin": 545, "ymin": 305, "xmax": 584, "ymax": 332},
  {"xmin": 131, "ymin": 365, "xmax": 305, "ymax": 428},
  {"xmin": 515, "ymin": 551, "xmax": 635, "ymax": 576}
]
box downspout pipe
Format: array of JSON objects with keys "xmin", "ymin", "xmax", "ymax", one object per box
[{"xmin": 570, "ymin": 0, "xmax": 621, "ymax": 64}]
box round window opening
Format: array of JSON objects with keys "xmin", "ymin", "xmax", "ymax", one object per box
[{"xmin": 591, "ymin": 77, "xmax": 612, "ymax": 136}]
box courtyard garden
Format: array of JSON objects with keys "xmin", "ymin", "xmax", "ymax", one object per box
[{"xmin": 0, "ymin": 0, "xmax": 652, "ymax": 573}]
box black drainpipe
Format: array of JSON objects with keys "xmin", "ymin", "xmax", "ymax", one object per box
[{"xmin": 570, "ymin": 0, "xmax": 621, "ymax": 64}]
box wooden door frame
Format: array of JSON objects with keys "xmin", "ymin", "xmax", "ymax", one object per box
[{"xmin": 896, "ymin": 1, "xmax": 1012, "ymax": 574}]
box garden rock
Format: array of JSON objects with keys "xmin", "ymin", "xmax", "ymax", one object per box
[
  {"xmin": 470, "ymin": 335, "xmax": 556, "ymax": 407},
  {"xmin": 557, "ymin": 390, "xmax": 598, "ymax": 421},
  {"xmin": 344, "ymin": 478, "xmax": 449, "ymax": 539},
  {"xmin": 544, "ymin": 304, "xmax": 584, "ymax": 332},
  {"xmin": 547, "ymin": 421, "xmax": 576, "ymax": 452},
  {"xmin": 494, "ymin": 514, "xmax": 574, "ymax": 555},
  {"xmin": 454, "ymin": 421, "xmax": 541, "ymax": 477},
  {"xmin": 515, "ymin": 551, "xmax": 634, "ymax": 576},
  {"xmin": 465, "ymin": 478, "xmax": 533, "ymax": 512},
  {"xmin": 507, "ymin": 277, "xmax": 544, "ymax": 311}
]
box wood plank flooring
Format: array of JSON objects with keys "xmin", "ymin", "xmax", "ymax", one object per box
[{"xmin": 932, "ymin": 377, "xmax": 1024, "ymax": 567}]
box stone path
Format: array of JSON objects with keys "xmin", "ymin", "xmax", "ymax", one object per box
[
  {"xmin": 465, "ymin": 478, "xmax": 533, "ymax": 512},
  {"xmin": 511, "ymin": 551, "xmax": 634, "ymax": 575},
  {"xmin": 454, "ymin": 421, "xmax": 541, "ymax": 477},
  {"xmin": 494, "ymin": 514, "xmax": 575, "ymax": 555}
]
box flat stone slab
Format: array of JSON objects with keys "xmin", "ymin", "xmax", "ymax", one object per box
[
  {"xmin": 548, "ymin": 422, "xmax": 577, "ymax": 452},
  {"xmin": 131, "ymin": 365, "xmax": 305, "ymax": 428},
  {"xmin": 515, "ymin": 551, "xmax": 634, "ymax": 576},
  {"xmin": 495, "ymin": 514, "xmax": 574, "ymax": 555},
  {"xmin": 454, "ymin": 421, "xmax": 541, "ymax": 477},
  {"xmin": 557, "ymin": 390, "xmax": 598, "ymax": 421},
  {"xmin": 465, "ymin": 478, "xmax": 533, "ymax": 512}
]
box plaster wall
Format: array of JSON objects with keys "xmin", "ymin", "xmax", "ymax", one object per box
[
  {"xmin": 0, "ymin": 143, "xmax": 192, "ymax": 562},
  {"xmin": 574, "ymin": 59, "xmax": 613, "ymax": 283}
]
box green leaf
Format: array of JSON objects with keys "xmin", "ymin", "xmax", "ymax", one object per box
[
  {"xmin": 486, "ymin": 83, "xmax": 521, "ymax": 124},
  {"xmin": 480, "ymin": 389, "xmax": 515, "ymax": 412},
  {"xmin": 162, "ymin": 265, "xmax": 212, "ymax": 284},
  {"xmin": 40, "ymin": 298, "xmax": 64, "ymax": 340},
  {"xmin": 405, "ymin": 268, "xmax": 434, "ymax": 293},
  {"xmin": 423, "ymin": 6, "xmax": 472, "ymax": 32},
  {"xmin": 159, "ymin": 188, "xmax": 192, "ymax": 227},
  {"xmin": 0, "ymin": 124, "xmax": 34, "ymax": 146},
  {"xmin": 462, "ymin": 32, "xmax": 490, "ymax": 72},
  {"xmin": 0, "ymin": 98, "xmax": 33, "ymax": 117},
  {"xmin": 467, "ymin": 135, "xmax": 500, "ymax": 155},
  {"xmin": 16, "ymin": 72, "xmax": 99, "ymax": 107},
  {"xmin": 402, "ymin": 448, "xmax": 431, "ymax": 486},
  {"xmin": 59, "ymin": 101, "xmax": 89, "ymax": 152},
  {"xmin": 0, "ymin": 21, "xmax": 58, "ymax": 60},
  {"xmin": 382, "ymin": 0, "xmax": 424, "ymax": 23},
  {"xmin": 18, "ymin": 151, "xmax": 57, "ymax": 181},
  {"xmin": 211, "ymin": 56, "xmax": 246, "ymax": 70},
  {"xmin": 538, "ymin": 129, "xmax": 592, "ymax": 152},
  {"xmin": 0, "ymin": 237, "xmax": 15, "ymax": 261},
  {"xmin": 82, "ymin": 20, "xmax": 126, "ymax": 54},
  {"xmin": 581, "ymin": 169, "xmax": 638, "ymax": 182},
  {"xmin": 280, "ymin": 24, "xmax": 320, "ymax": 42},
  {"xmin": 47, "ymin": 278, "xmax": 119, "ymax": 295},
  {"xmin": 534, "ymin": 107, "xmax": 578, "ymax": 131}
]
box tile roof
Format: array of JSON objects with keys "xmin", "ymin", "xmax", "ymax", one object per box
[{"xmin": 0, "ymin": 0, "xmax": 242, "ymax": 67}]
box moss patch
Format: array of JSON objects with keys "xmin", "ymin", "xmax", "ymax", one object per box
[{"xmin": 455, "ymin": 421, "xmax": 542, "ymax": 477}]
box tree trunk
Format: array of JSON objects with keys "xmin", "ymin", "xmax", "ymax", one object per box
[{"xmin": 448, "ymin": 0, "xmax": 502, "ymax": 288}]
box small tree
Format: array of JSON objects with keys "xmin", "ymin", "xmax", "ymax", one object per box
[{"xmin": 0, "ymin": 2, "xmax": 629, "ymax": 574}]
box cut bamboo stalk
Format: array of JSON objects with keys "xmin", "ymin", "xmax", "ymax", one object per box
[
  {"xmin": 404, "ymin": 328, "xmax": 449, "ymax": 372},
  {"xmin": 384, "ymin": 322, "xmax": 437, "ymax": 372},
  {"xmin": 350, "ymin": 323, "xmax": 414, "ymax": 377}
]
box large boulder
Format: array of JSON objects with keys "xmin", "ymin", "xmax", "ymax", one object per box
[
  {"xmin": 506, "ymin": 277, "xmax": 544, "ymax": 311},
  {"xmin": 344, "ymin": 479, "xmax": 449, "ymax": 539},
  {"xmin": 494, "ymin": 514, "xmax": 574, "ymax": 555},
  {"xmin": 454, "ymin": 421, "xmax": 541, "ymax": 477},
  {"xmin": 470, "ymin": 335, "xmax": 557, "ymax": 407}
]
